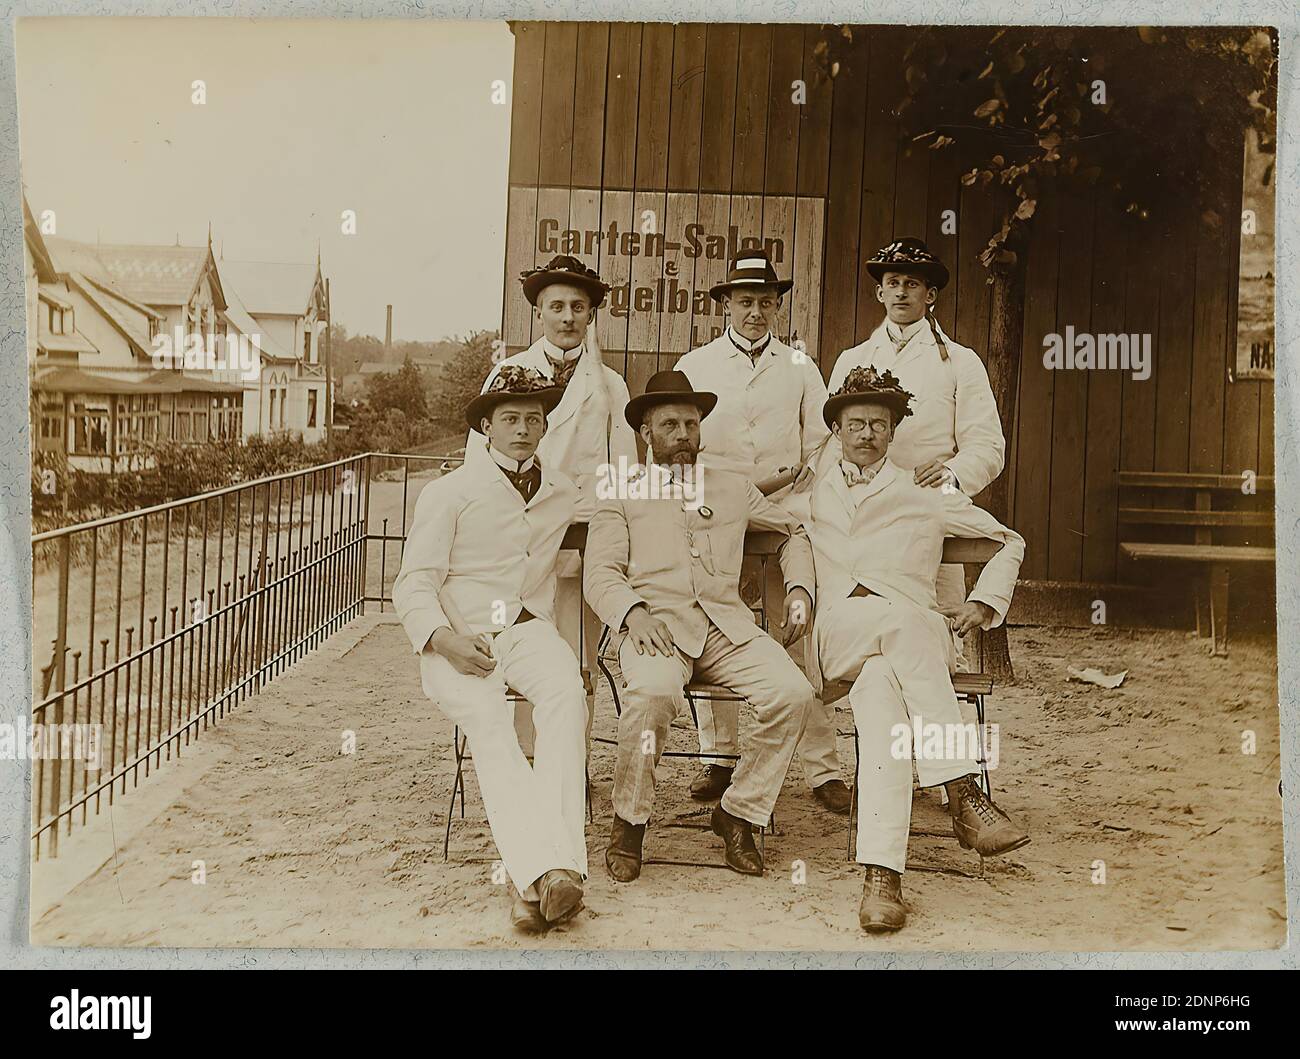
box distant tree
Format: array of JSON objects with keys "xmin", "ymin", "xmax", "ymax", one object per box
[
  {"xmin": 366, "ymin": 358, "xmax": 429, "ymax": 420},
  {"xmin": 430, "ymin": 330, "xmax": 500, "ymax": 430}
]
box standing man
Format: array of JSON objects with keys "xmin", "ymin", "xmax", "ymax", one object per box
[
  {"xmin": 806, "ymin": 366, "xmax": 1029, "ymax": 933},
  {"xmin": 673, "ymin": 250, "xmax": 848, "ymax": 813},
  {"xmin": 397, "ymin": 367, "xmax": 589, "ymax": 935},
  {"xmin": 584, "ymin": 371, "xmax": 817, "ymax": 881},
  {"xmin": 827, "ymin": 238, "xmax": 1006, "ymax": 658},
  {"xmin": 473, "ymin": 254, "xmax": 638, "ymax": 693}
]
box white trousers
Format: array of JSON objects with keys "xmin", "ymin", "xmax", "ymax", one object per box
[
  {"xmin": 696, "ymin": 557, "xmax": 840, "ymax": 786},
  {"xmin": 420, "ymin": 619, "xmax": 588, "ymax": 894},
  {"xmin": 816, "ymin": 595, "xmax": 978, "ymax": 874}
]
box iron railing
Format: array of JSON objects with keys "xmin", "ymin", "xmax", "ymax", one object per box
[{"xmin": 30, "ymin": 451, "xmax": 462, "ymax": 859}]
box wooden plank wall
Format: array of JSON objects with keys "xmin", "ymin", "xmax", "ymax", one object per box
[{"xmin": 505, "ymin": 21, "xmax": 1273, "ymax": 587}]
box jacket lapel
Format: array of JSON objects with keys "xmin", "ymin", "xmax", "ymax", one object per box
[{"xmin": 849, "ymin": 459, "xmax": 902, "ymax": 528}]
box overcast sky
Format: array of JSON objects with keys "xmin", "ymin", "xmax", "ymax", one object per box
[{"xmin": 16, "ymin": 17, "xmax": 514, "ymax": 342}]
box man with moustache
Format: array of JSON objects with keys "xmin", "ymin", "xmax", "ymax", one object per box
[
  {"xmin": 827, "ymin": 238, "xmax": 1005, "ymax": 671},
  {"xmin": 805, "ymin": 366, "xmax": 1029, "ymax": 933},
  {"xmin": 473, "ymin": 255, "xmax": 638, "ymax": 697},
  {"xmin": 673, "ymin": 250, "xmax": 848, "ymax": 814},
  {"xmin": 396, "ymin": 367, "xmax": 589, "ymax": 935},
  {"xmin": 583, "ymin": 371, "xmax": 817, "ymax": 880}
]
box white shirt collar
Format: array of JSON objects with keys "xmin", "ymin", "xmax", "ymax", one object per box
[
  {"xmin": 726, "ymin": 326, "xmax": 772, "ymax": 353},
  {"xmin": 885, "ymin": 316, "xmax": 928, "ymax": 344},
  {"xmin": 542, "ymin": 335, "xmax": 584, "ymax": 363},
  {"xmin": 487, "ymin": 443, "xmax": 537, "ymax": 475}
]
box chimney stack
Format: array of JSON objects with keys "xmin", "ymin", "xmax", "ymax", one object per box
[{"xmin": 385, "ymin": 304, "xmax": 393, "ymax": 356}]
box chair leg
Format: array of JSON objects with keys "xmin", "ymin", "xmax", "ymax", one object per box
[
  {"xmin": 975, "ymin": 694, "xmax": 992, "ymax": 797},
  {"xmin": 847, "ymin": 727, "xmax": 859, "ymax": 862},
  {"xmin": 443, "ymin": 725, "xmax": 465, "ymax": 862}
]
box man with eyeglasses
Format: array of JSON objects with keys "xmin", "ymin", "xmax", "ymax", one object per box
[{"xmin": 805, "ymin": 366, "xmax": 1029, "ymax": 933}]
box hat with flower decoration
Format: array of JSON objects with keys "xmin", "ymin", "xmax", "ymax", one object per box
[
  {"xmin": 822, "ymin": 365, "xmax": 916, "ymax": 429},
  {"xmin": 865, "ymin": 237, "xmax": 949, "ymax": 290},
  {"xmin": 465, "ymin": 365, "xmax": 565, "ymax": 430}
]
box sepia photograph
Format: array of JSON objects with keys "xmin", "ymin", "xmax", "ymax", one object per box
[{"xmin": 11, "ymin": 14, "xmax": 1285, "ymax": 954}]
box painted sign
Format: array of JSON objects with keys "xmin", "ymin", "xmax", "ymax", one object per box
[{"xmin": 503, "ymin": 186, "xmax": 825, "ymax": 367}]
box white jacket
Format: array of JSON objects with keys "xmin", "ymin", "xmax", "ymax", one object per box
[
  {"xmin": 804, "ymin": 457, "xmax": 1024, "ymax": 692},
  {"xmin": 471, "ymin": 336, "xmax": 638, "ymax": 522},
  {"xmin": 392, "ymin": 438, "xmax": 578, "ymax": 652},
  {"xmin": 675, "ymin": 330, "xmax": 829, "ymax": 503},
  {"xmin": 827, "ymin": 318, "xmax": 1004, "ymax": 497}
]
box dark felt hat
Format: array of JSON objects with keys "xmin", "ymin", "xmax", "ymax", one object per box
[
  {"xmin": 624, "ymin": 370, "xmax": 718, "ymax": 430},
  {"xmin": 708, "ymin": 249, "xmax": 794, "ymax": 301},
  {"xmin": 823, "ymin": 365, "xmax": 915, "ymax": 429},
  {"xmin": 465, "ymin": 365, "xmax": 565, "ymax": 431},
  {"xmin": 520, "ymin": 254, "xmax": 611, "ymax": 308},
  {"xmin": 865, "ymin": 237, "xmax": 950, "ymax": 290}
]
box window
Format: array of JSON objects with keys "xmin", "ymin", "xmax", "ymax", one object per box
[
  {"xmin": 303, "ymin": 324, "xmax": 312, "ymax": 362},
  {"xmin": 307, "ymin": 389, "xmax": 318, "ymax": 428},
  {"xmin": 176, "ymin": 411, "xmax": 191, "ymax": 441},
  {"xmin": 71, "ymin": 399, "xmax": 110, "ymax": 455},
  {"xmin": 279, "ymin": 387, "xmax": 287, "ymax": 429},
  {"xmin": 269, "ymin": 389, "xmax": 278, "ymax": 430},
  {"xmin": 193, "ymin": 412, "xmax": 208, "ymax": 440}
]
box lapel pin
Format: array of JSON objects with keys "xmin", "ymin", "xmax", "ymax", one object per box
[{"xmin": 698, "ymin": 505, "xmax": 713, "ymax": 519}]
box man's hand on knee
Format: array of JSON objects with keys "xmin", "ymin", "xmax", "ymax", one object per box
[
  {"xmin": 624, "ymin": 606, "xmax": 676, "ymax": 657},
  {"xmin": 938, "ymin": 601, "xmax": 994, "ymax": 637},
  {"xmin": 429, "ymin": 627, "xmax": 496, "ymax": 676}
]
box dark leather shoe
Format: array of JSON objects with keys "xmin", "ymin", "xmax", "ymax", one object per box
[
  {"xmin": 947, "ymin": 775, "xmax": 1030, "ymax": 857},
  {"xmin": 812, "ymin": 778, "xmax": 852, "ymax": 814},
  {"xmin": 536, "ymin": 869, "xmax": 584, "ymax": 924},
  {"xmin": 510, "ymin": 895, "xmax": 549, "ymax": 934},
  {"xmin": 709, "ymin": 804, "xmax": 763, "ymax": 876},
  {"xmin": 689, "ymin": 764, "xmax": 733, "ymax": 801},
  {"xmin": 605, "ymin": 815, "xmax": 645, "ymax": 883},
  {"xmin": 859, "ymin": 865, "xmax": 906, "ymax": 933}
]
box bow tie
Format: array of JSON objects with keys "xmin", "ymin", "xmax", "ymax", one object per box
[
  {"xmin": 841, "ymin": 461, "xmax": 878, "ymax": 487},
  {"xmin": 544, "ymin": 351, "xmax": 581, "ymax": 388}
]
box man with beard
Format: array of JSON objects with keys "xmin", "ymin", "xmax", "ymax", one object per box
[
  {"xmin": 673, "ymin": 249, "xmax": 848, "ymax": 815},
  {"xmin": 583, "ymin": 371, "xmax": 817, "ymax": 880}
]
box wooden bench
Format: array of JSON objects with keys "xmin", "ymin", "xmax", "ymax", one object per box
[{"xmin": 1117, "ymin": 471, "xmax": 1275, "ymax": 656}]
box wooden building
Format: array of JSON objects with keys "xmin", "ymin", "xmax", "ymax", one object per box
[{"xmin": 500, "ymin": 22, "xmax": 1274, "ymax": 595}]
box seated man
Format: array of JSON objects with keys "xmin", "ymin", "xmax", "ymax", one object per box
[
  {"xmin": 805, "ymin": 366, "xmax": 1030, "ymax": 934},
  {"xmin": 392, "ymin": 366, "xmax": 588, "ymax": 935},
  {"xmin": 584, "ymin": 370, "xmax": 817, "ymax": 880}
]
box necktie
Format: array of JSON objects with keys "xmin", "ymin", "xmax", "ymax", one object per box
[
  {"xmin": 889, "ymin": 328, "xmax": 908, "ymax": 353},
  {"xmin": 728, "ymin": 331, "xmax": 770, "ymax": 366},
  {"xmin": 502, "ymin": 462, "xmax": 542, "ymax": 502},
  {"xmin": 545, "ymin": 352, "xmax": 580, "ymax": 389}
]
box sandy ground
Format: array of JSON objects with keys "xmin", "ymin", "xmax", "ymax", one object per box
[{"xmin": 30, "ymin": 614, "xmax": 1285, "ymax": 951}]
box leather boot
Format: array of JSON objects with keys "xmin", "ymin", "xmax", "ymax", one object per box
[
  {"xmin": 709, "ymin": 804, "xmax": 763, "ymax": 876},
  {"xmin": 509, "ymin": 895, "xmax": 549, "ymax": 934},
  {"xmin": 689, "ymin": 764, "xmax": 733, "ymax": 801},
  {"xmin": 536, "ymin": 868, "xmax": 584, "ymax": 925},
  {"xmin": 947, "ymin": 775, "xmax": 1030, "ymax": 857},
  {"xmin": 812, "ymin": 778, "xmax": 851, "ymax": 814},
  {"xmin": 605, "ymin": 815, "xmax": 646, "ymax": 882},
  {"xmin": 859, "ymin": 865, "xmax": 906, "ymax": 933}
]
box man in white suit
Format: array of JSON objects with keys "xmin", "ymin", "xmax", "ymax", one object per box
[
  {"xmin": 827, "ymin": 238, "xmax": 1005, "ymax": 671},
  {"xmin": 673, "ymin": 250, "xmax": 848, "ymax": 814},
  {"xmin": 473, "ymin": 255, "xmax": 638, "ymax": 691},
  {"xmin": 584, "ymin": 371, "xmax": 817, "ymax": 881},
  {"xmin": 395, "ymin": 366, "xmax": 588, "ymax": 935},
  {"xmin": 806, "ymin": 365, "xmax": 1029, "ymax": 933}
]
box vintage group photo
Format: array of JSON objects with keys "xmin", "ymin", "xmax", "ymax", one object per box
[{"xmin": 16, "ymin": 17, "xmax": 1282, "ymax": 950}]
